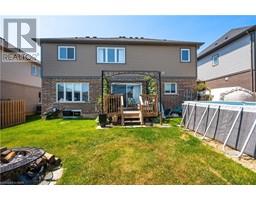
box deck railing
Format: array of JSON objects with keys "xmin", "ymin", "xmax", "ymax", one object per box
[
  {"xmin": 139, "ymin": 94, "xmax": 158, "ymax": 117},
  {"xmin": 103, "ymin": 95, "xmax": 124, "ymax": 116}
]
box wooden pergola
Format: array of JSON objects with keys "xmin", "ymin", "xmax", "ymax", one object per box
[{"xmin": 101, "ymin": 70, "xmax": 162, "ymax": 125}]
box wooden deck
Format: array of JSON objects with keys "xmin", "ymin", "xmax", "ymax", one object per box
[{"xmin": 103, "ymin": 94, "xmax": 159, "ymax": 125}]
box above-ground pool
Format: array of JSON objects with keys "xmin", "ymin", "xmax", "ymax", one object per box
[{"xmin": 181, "ymin": 101, "xmax": 256, "ymax": 158}]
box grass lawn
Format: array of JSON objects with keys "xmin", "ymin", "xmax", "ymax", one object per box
[{"xmin": 1, "ymin": 117, "xmax": 256, "ymax": 184}]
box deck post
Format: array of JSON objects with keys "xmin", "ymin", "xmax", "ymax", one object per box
[
  {"xmin": 222, "ymin": 107, "xmax": 243, "ymax": 151},
  {"xmin": 159, "ymin": 72, "xmax": 162, "ymax": 125},
  {"xmin": 101, "ymin": 70, "xmax": 104, "ymax": 113}
]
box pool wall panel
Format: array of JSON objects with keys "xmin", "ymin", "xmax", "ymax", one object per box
[{"xmin": 182, "ymin": 103, "xmax": 256, "ymax": 158}]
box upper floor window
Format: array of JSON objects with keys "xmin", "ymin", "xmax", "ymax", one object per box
[
  {"xmin": 164, "ymin": 83, "xmax": 177, "ymax": 95},
  {"xmin": 212, "ymin": 54, "xmax": 219, "ymax": 66},
  {"xmin": 31, "ymin": 65, "xmax": 41, "ymax": 77},
  {"xmin": 58, "ymin": 46, "xmax": 76, "ymax": 61},
  {"xmin": 97, "ymin": 47, "xmax": 125, "ymax": 64},
  {"xmin": 180, "ymin": 48, "xmax": 191, "ymax": 63}
]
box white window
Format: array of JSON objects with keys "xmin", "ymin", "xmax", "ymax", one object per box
[
  {"xmin": 31, "ymin": 65, "xmax": 41, "ymax": 77},
  {"xmin": 56, "ymin": 83, "xmax": 89, "ymax": 102},
  {"xmin": 164, "ymin": 83, "xmax": 177, "ymax": 95},
  {"xmin": 97, "ymin": 47, "xmax": 125, "ymax": 64},
  {"xmin": 58, "ymin": 46, "xmax": 76, "ymax": 60},
  {"xmin": 212, "ymin": 54, "xmax": 219, "ymax": 66},
  {"xmin": 180, "ymin": 48, "xmax": 191, "ymax": 63}
]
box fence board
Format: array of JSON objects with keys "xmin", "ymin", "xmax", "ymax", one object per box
[{"xmin": 0, "ymin": 100, "xmax": 25, "ymax": 128}]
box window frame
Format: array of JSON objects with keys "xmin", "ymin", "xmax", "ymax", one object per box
[
  {"xmin": 56, "ymin": 82, "xmax": 90, "ymax": 103},
  {"xmin": 180, "ymin": 48, "xmax": 191, "ymax": 63},
  {"xmin": 31, "ymin": 65, "xmax": 41, "ymax": 77},
  {"xmin": 57, "ymin": 46, "xmax": 76, "ymax": 61},
  {"xmin": 164, "ymin": 82, "xmax": 178, "ymax": 95},
  {"xmin": 96, "ymin": 47, "xmax": 126, "ymax": 64},
  {"xmin": 212, "ymin": 54, "xmax": 219, "ymax": 66}
]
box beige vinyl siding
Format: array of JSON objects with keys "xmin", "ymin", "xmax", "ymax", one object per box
[
  {"xmin": 41, "ymin": 43, "xmax": 197, "ymax": 78},
  {"xmin": 198, "ymin": 34, "xmax": 251, "ymax": 81},
  {"xmin": 0, "ymin": 49, "xmax": 41, "ymax": 88}
]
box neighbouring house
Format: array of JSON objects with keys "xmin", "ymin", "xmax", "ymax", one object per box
[
  {"xmin": 35, "ymin": 36, "xmax": 202, "ymax": 121},
  {"xmin": 198, "ymin": 25, "xmax": 256, "ymax": 91},
  {"xmin": 0, "ymin": 37, "xmax": 41, "ymax": 116}
]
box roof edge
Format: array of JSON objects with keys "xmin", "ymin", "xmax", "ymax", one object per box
[
  {"xmin": 198, "ymin": 25, "xmax": 256, "ymax": 60},
  {"xmin": 32, "ymin": 37, "xmax": 204, "ymax": 48}
]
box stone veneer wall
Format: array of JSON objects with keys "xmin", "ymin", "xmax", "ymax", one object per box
[{"xmin": 42, "ymin": 76, "xmax": 196, "ymax": 117}]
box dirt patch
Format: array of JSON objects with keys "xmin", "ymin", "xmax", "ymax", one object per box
[
  {"xmin": 180, "ymin": 133, "xmax": 190, "ymax": 141},
  {"xmin": 187, "ymin": 131, "xmax": 256, "ymax": 173}
]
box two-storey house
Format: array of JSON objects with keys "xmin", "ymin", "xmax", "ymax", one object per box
[
  {"xmin": 198, "ymin": 25, "xmax": 256, "ymax": 91},
  {"xmin": 35, "ymin": 37, "xmax": 202, "ymax": 118}
]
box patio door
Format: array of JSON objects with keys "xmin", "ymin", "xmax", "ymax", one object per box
[{"xmin": 111, "ymin": 83, "xmax": 142, "ymax": 107}]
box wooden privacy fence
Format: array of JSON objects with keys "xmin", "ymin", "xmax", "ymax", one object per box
[{"xmin": 0, "ymin": 100, "xmax": 25, "ymax": 128}]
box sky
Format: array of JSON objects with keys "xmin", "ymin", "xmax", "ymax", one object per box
[
  {"xmin": 37, "ymin": 16, "xmax": 256, "ymax": 50},
  {"xmin": 1, "ymin": 15, "xmax": 256, "ymax": 54}
]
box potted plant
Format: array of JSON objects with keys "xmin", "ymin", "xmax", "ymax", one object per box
[{"xmin": 98, "ymin": 113, "xmax": 107, "ymax": 127}]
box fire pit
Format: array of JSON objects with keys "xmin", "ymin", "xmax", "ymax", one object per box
[{"xmin": 0, "ymin": 147, "xmax": 62, "ymax": 184}]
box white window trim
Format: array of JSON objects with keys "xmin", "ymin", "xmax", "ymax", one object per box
[
  {"xmin": 164, "ymin": 82, "xmax": 178, "ymax": 95},
  {"xmin": 180, "ymin": 48, "xmax": 191, "ymax": 63},
  {"xmin": 58, "ymin": 46, "xmax": 76, "ymax": 61},
  {"xmin": 97, "ymin": 47, "xmax": 125, "ymax": 64},
  {"xmin": 212, "ymin": 54, "xmax": 219, "ymax": 66},
  {"xmin": 56, "ymin": 82, "xmax": 89, "ymax": 103}
]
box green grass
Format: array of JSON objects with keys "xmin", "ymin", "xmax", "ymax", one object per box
[{"xmin": 1, "ymin": 117, "xmax": 256, "ymax": 184}]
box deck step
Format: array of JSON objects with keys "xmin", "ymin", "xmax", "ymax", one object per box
[
  {"xmin": 123, "ymin": 111, "xmax": 140, "ymax": 114},
  {"xmin": 124, "ymin": 120, "xmax": 141, "ymax": 124},
  {"xmin": 123, "ymin": 115, "xmax": 140, "ymax": 119},
  {"xmin": 122, "ymin": 110, "xmax": 142, "ymax": 125}
]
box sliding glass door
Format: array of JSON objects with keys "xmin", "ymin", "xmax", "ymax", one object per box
[{"xmin": 111, "ymin": 83, "xmax": 142, "ymax": 107}]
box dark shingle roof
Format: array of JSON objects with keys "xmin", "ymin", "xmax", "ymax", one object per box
[
  {"xmin": 198, "ymin": 25, "xmax": 256, "ymax": 59},
  {"xmin": 33, "ymin": 36, "xmax": 203, "ymax": 47}
]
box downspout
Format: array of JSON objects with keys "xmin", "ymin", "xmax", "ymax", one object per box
[
  {"xmin": 101, "ymin": 70, "xmax": 104, "ymax": 113},
  {"xmin": 249, "ymin": 31, "xmax": 256, "ymax": 92},
  {"xmin": 254, "ymin": 31, "xmax": 256, "ymax": 92}
]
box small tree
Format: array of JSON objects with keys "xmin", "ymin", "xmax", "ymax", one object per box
[
  {"xmin": 195, "ymin": 82, "xmax": 208, "ymax": 92},
  {"xmin": 96, "ymin": 77, "xmax": 111, "ymax": 113},
  {"xmin": 144, "ymin": 75, "xmax": 157, "ymax": 95}
]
